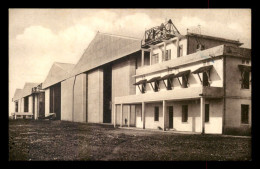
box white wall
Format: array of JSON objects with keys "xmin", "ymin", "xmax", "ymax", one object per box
[
  {"xmin": 135, "ymin": 99, "xmax": 223, "ymax": 134},
  {"xmin": 136, "ymin": 58, "xmax": 223, "ymax": 95}
]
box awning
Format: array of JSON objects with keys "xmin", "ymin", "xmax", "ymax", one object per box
[
  {"xmin": 238, "ymin": 65, "xmax": 251, "ymax": 72},
  {"xmin": 160, "ymin": 73, "xmax": 175, "ymax": 80},
  {"xmin": 133, "ymin": 79, "xmax": 147, "ymax": 85},
  {"xmin": 174, "ymin": 70, "xmax": 191, "ymax": 78},
  {"xmin": 147, "ymin": 76, "xmax": 161, "ymax": 83},
  {"xmin": 192, "ymin": 65, "xmax": 213, "ymax": 74}
]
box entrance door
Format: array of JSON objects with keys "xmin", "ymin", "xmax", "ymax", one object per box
[{"xmin": 169, "ymin": 106, "xmax": 173, "ymax": 129}]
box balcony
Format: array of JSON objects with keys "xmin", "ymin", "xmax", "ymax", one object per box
[{"xmin": 114, "ymin": 86, "xmax": 224, "ymax": 104}]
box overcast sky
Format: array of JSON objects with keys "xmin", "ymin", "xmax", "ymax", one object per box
[{"xmin": 9, "ymin": 9, "xmax": 251, "ymax": 115}]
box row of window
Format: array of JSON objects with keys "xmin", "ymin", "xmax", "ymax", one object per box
[
  {"xmin": 139, "ymin": 72, "xmax": 209, "ymax": 93},
  {"xmin": 152, "ymin": 104, "xmax": 249, "ymax": 124},
  {"xmin": 151, "ymin": 45, "xmax": 184, "ymax": 65}
]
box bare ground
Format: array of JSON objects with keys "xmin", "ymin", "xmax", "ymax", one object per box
[{"xmin": 8, "ymin": 120, "xmax": 251, "ymax": 161}]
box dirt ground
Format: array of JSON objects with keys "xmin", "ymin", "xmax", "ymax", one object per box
[{"xmin": 8, "ymin": 120, "xmax": 251, "ymax": 161}]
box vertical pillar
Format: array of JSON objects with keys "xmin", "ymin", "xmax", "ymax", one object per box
[
  {"xmin": 120, "ymin": 104, "xmax": 123, "ymax": 127},
  {"xmin": 162, "ymin": 100, "xmax": 166, "ymax": 131},
  {"xmin": 200, "ymin": 97, "xmax": 205, "ymax": 134},
  {"xmin": 176, "ymin": 37, "xmax": 180, "ymax": 57},
  {"xmin": 142, "ymin": 102, "xmax": 145, "ymax": 129},
  {"xmin": 128, "ymin": 105, "xmax": 131, "ymax": 127},
  {"xmin": 141, "ymin": 49, "xmax": 144, "ymax": 67}
]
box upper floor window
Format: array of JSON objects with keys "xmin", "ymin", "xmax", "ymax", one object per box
[
  {"xmin": 151, "ymin": 53, "xmax": 159, "ymax": 65},
  {"xmin": 238, "ymin": 65, "xmax": 251, "ymax": 89},
  {"xmin": 182, "ymin": 76, "xmax": 188, "ymax": 88},
  {"xmin": 203, "ymin": 72, "xmax": 210, "ymax": 87},
  {"xmin": 178, "ymin": 45, "xmax": 183, "ymax": 57},
  {"xmin": 241, "ymin": 104, "xmax": 249, "ymax": 124},
  {"xmin": 242, "ymin": 59, "xmax": 250, "ymax": 65},
  {"xmin": 163, "ymin": 49, "xmax": 171, "ymax": 61}
]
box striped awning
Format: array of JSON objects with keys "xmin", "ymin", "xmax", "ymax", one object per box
[
  {"xmin": 133, "ymin": 79, "xmax": 147, "ymax": 85},
  {"xmin": 174, "ymin": 70, "xmax": 191, "ymax": 78},
  {"xmin": 192, "ymin": 65, "xmax": 213, "ymax": 74},
  {"xmin": 147, "ymin": 76, "xmax": 161, "ymax": 83},
  {"xmin": 238, "ymin": 65, "xmax": 251, "ymax": 72},
  {"xmin": 160, "ymin": 73, "xmax": 175, "ymax": 80}
]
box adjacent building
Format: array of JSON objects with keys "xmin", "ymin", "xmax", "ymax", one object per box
[{"xmin": 12, "ymin": 20, "xmax": 251, "ymax": 135}]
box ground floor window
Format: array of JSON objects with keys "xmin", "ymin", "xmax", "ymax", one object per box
[
  {"xmin": 154, "ymin": 107, "xmax": 159, "ymax": 121},
  {"xmin": 182, "ymin": 105, "xmax": 188, "ymax": 122},
  {"xmin": 241, "ymin": 104, "xmax": 249, "ymax": 124},
  {"xmin": 205, "ymin": 104, "xmax": 209, "ymax": 122}
]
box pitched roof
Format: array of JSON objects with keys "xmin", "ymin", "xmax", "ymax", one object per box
[
  {"xmin": 69, "ymin": 32, "xmax": 141, "ymax": 77},
  {"xmin": 42, "ymin": 62, "xmax": 75, "ymax": 89},
  {"xmin": 186, "ymin": 33, "xmax": 243, "ymax": 46},
  {"xmin": 21, "ymin": 83, "xmax": 39, "ymax": 98},
  {"xmin": 13, "ymin": 89, "xmax": 22, "ymax": 101}
]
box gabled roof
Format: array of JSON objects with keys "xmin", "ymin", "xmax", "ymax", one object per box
[
  {"xmin": 69, "ymin": 32, "xmax": 141, "ymax": 77},
  {"xmin": 13, "ymin": 89, "xmax": 22, "ymax": 101},
  {"xmin": 21, "ymin": 83, "xmax": 39, "ymax": 98},
  {"xmin": 42, "ymin": 62, "xmax": 75, "ymax": 89}
]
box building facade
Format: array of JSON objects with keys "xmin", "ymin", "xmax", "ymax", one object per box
[{"xmin": 12, "ymin": 20, "xmax": 251, "ymax": 135}]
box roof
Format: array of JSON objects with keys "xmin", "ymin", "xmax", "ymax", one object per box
[
  {"xmin": 160, "ymin": 73, "xmax": 175, "ymax": 80},
  {"xmin": 147, "ymin": 76, "xmax": 161, "ymax": 83},
  {"xmin": 42, "ymin": 62, "xmax": 75, "ymax": 89},
  {"xmin": 174, "ymin": 70, "xmax": 191, "ymax": 78},
  {"xmin": 69, "ymin": 32, "xmax": 141, "ymax": 77},
  {"xmin": 134, "ymin": 79, "xmax": 147, "ymax": 85},
  {"xmin": 192, "ymin": 65, "xmax": 213, "ymax": 74},
  {"xmin": 21, "ymin": 83, "xmax": 39, "ymax": 98},
  {"xmin": 13, "ymin": 89, "xmax": 22, "ymax": 101},
  {"xmin": 186, "ymin": 33, "xmax": 243, "ymax": 46}
]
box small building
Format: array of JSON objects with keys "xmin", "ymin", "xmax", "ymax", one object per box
[
  {"xmin": 12, "ymin": 83, "xmax": 39, "ymax": 119},
  {"xmin": 42, "ymin": 62, "xmax": 75, "ymax": 120}
]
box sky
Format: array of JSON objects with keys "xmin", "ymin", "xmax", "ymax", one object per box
[{"xmin": 9, "ymin": 8, "xmax": 251, "ymax": 115}]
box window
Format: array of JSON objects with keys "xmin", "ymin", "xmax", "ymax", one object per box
[
  {"xmin": 15, "ymin": 102, "xmax": 18, "ymax": 112},
  {"xmin": 151, "ymin": 53, "xmax": 159, "ymax": 65},
  {"xmin": 205, "ymin": 104, "xmax": 209, "ymax": 122},
  {"xmin": 242, "ymin": 59, "xmax": 250, "ymax": 65},
  {"xmin": 154, "ymin": 81, "xmax": 159, "ymax": 92},
  {"xmin": 241, "ymin": 71, "xmax": 250, "ymax": 89},
  {"xmin": 154, "ymin": 107, "xmax": 159, "ymax": 121},
  {"xmin": 164, "ymin": 49, "xmax": 171, "ymax": 61},
  {"xmin": 182, "ymin": 76, "xmax": 188, "ymax": 88},
  {"xmin": 203, "ymin": 72, "xmax": 210, "ymax": 87},
  {"xmin": 241, "ymin": 104, "xmax": 249, "ymax": 124},
  {"xmin": 167, "ymin": 78, "xmax": 172, "ymax": 90},
  {"xmin": 182, "ymin": 105, "xmax": 188, "ymax": 122},
  {"xmin": 141, "ymin": 83, "xmax": 146, "ymax": 93},
  {"xmin": 24, "ymin": 96, "xmax": 28, "ymax": 112},
  {"xmin": 179, "ymin": 45, "xmax": 183, "ymax": 57}
]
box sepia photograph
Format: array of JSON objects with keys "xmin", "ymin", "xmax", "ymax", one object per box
[{"xmin": 9, "ymin": 8, "xmax": 251, "ymax": 161}]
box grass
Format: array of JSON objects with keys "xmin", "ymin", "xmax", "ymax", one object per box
[{"xmin": 8, "ymin": 120, "xmax": 251, "ymax": 161}]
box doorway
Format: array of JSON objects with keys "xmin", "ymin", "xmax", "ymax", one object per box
[
  {"xmin": 50, "ymin": 83, "xmax": 61, "ymax": 120},
  {"xmin": 103, "ymin": 64, "xmax": 112, "ymax": 123},
  {"xmin": 169, "ymin": 106, "xmax": 173, "ymax": 129}
]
